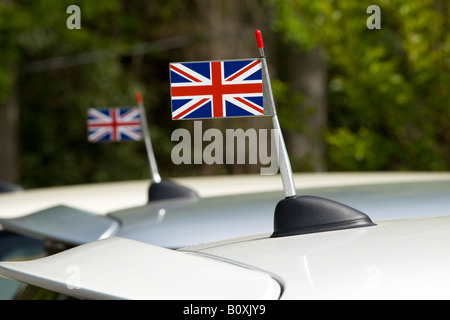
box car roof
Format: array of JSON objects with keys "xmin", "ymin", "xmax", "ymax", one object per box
[
  {"xmin": 111, "ymin": 178, "xmax": 450, "ymax": 248},
  {"xmin": 2, "ymin": 173, "xmax": 450, "ymax": 248},
  {"xmin": 2, "ymin": 172, "xmax": 449, "ymax": 219},
  {"xmin": 181, "ymin": 215, "xmax": 450, "ymax": 299},
  {"xmin": 0, "ymin": 237, "xmax": 282, "ymax": 300},
  {"xmin": 2, "ymin": 214, "xmax": 450, "ymax": 300},
  {"xmin": 2, "ymin": 173, "xmax": 450, "ymax": 299}
]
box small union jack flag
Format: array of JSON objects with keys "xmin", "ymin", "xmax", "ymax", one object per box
[
  {"xmin": 87, "ymin": 107, "xmax": 142, "ymax": 142},
  {"xmin": 170, "ymin": 59, "xmax": 265, "ymax": 120}
]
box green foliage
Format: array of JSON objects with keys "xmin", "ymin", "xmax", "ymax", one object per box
[
  {"xmin": 326, "ymin": 127, "xmax": 395, "ymax": 170},
  {"xmin": 1, "ymin": 0, "xmax": 449, "ymax": 188},
  {"xmin": 1, "ymin": 0, "xmax": 171, "ymax": 188},
  {"xmin": 271, "ymin": 79, "xmax": 305, "ymax": 131},
  {"xmin": 18, "ymin": 60, "xmax": 151, "ymax": 188},
  {"xmin": 271, "ymin": 0, "xmax": 450, "ymax": 171}
]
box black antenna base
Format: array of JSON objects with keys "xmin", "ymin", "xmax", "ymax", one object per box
[
  {"xmin": 271, "ymin": 195, "xmax": 376, "ymax": 238},
  {"xmin": 147, "ymin": 180, "xmax": 199, "ymax": 203}
]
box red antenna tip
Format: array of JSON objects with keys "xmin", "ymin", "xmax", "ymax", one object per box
[
  {"xmin": 255, "ymin": 29, "xmax": 264, "ymax": 49},
  {"xmin": 136, "ymin": 91, "xmax": 143, "ymax": 103}
]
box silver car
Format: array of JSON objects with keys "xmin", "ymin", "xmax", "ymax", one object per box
[{"xmin": 1, "ymin": 173, "xmax": 450, "ymax": 300}]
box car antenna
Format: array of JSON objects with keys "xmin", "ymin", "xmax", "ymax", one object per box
[
  {"xmin": 136, "ymin": 91, "xmax": 199, "ymax": 202},
  {"xmin": 255, "ymin": 29, "xmax": 375, "ymax": 236}
]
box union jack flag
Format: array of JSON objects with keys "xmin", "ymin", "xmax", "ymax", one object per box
[
  {"xmin": 87, "ymin": 107, "xmax": 142, "ymax": 142},
  {"xmin": 170, "ymin": 59, "xmax": 265, "ymax": 120}
]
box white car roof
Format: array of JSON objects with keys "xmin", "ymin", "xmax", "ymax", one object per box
[
  {"xmin": 2, "ymin": 214, "xmax": 450, "ymax": 299},
  {"xmin": 183, "ymin": 215, "xmax": 450, "ymax": 299},
  {"xmin": 0, "ymin": 237, "xmax": 281, "ymax": 300},
  {"xmin": 2, "ymin": 172, "xmax": 449, "ymax": 219},
  {"xmin": 2, "ymin": 173, "xmax": 450, "ymax": 300},
  {"xmin": 2, "ymin": 173, "xmax": 450, "ymax": 248}
]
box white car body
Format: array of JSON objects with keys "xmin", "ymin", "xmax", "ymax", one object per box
[
  {"xmin": 1, "ymin": 216, "xmax": 450, "ymax": 300},
  {"xmin": 1, "ymin": 172, "xmax": 450, "ymax": 300},
  {"xmin": 2, "ymin": 172, "xmax": 448, "ymax": 219},
  {"xmin": 2, "ymin": 172, "xmax": 450, "ymax": 249}
]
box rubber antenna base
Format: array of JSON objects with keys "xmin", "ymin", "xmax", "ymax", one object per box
[
  {"xmin": 148, "ymin": 180, "xmax": 199, "ymax": 202},
  {"xmin": 271, "ymin": 195, "xmax": 376, "ymax": 237}
]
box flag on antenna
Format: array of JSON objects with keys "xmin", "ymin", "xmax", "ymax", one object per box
[
  {"xmin": 87, "ymin": 107, "xmax": 143, "ymax": 142},
  {"xmin": 170, "ymin": 59, "xmax": 265, "ymax": 120}
]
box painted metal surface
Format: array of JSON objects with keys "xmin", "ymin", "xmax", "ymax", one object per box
[
  {"xmin": 0, "ymin": 205, "xmax": 119, "ymax": 246},
  {"xmin": 2, "ymin": 172, "xmax": 449, "ymax": 219},
  {"xmin": 2, "ymin": 174, "xmax": 450, "ymax": 249},
  {"xmin": 2, "ymin": 214, "xmax": 450, "ymax": 299},
  {"xmin": 0, "ymin": 237, "xmax": 281, "ymax": 300},
  {"xmin": 1, "ymin": 173, "xmax": 450, "ymax": 300},
  {"xmin": 185, "ymin": 216, "xmax": 450, "ymax": 299}
]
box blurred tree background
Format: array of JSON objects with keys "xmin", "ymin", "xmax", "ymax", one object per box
[{"xmin": 0, "ymin": 0, "xmax": 448, "ymax": 189}]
